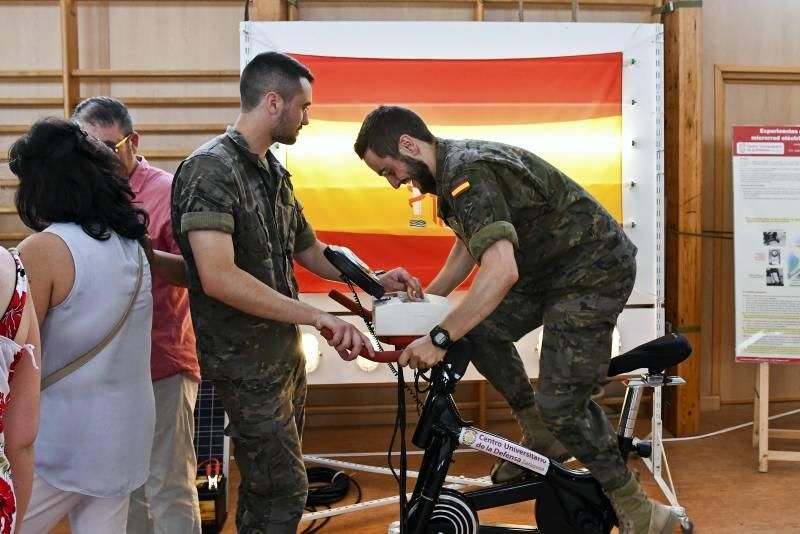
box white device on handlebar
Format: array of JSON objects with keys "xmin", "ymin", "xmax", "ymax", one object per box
[{"xmin": 324, "ymin": 245, "xmax": 451, "ymax": 337}]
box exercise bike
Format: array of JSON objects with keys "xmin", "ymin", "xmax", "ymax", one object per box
[{"xmin": 322, "ymin": 246, "xmax": 694, "ymax": 534}]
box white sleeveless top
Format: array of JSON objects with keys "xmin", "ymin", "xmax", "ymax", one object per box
[{"xmin": 36, "ymin": 223, "xmax": 155, "ymax": 497}]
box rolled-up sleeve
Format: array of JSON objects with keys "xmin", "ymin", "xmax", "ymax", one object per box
[
  {"xmin": 468, "ymin": 221, "xmax": 518, "ymax": 261},
  {"xmin": 173, "ymin": 155, "xmax": 238, "ymax": 235}
]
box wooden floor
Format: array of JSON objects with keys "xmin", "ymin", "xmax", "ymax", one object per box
[{"xmin": 53, "ymin": 401, "xmax": 800, "ymax": 533}]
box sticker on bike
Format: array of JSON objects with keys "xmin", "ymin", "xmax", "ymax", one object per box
[{"xmin": 458, "ymin": 427, "xmax": 550, "ymax": 476}]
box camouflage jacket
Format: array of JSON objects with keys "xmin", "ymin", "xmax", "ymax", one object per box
[
  {"xmin": 171, "ymin": 128, "xmax": 316, "ymax": 380},
  {"xmin": 434, "ymin": 138, "xmax": 637, "ymax": 292}
]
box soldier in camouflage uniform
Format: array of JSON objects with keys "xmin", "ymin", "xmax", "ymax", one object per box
[
  {"xmin": 172, "ymin": 56, "xmax": 421, "ymax": 534},
  {"xmin": 354, "ymin": 106, "xmax": 680, "ymax": 534}
]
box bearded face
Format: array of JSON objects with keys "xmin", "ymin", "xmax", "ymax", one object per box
[{"xmin": 400, "ymin": 154, "xmax": 437, "ymax": 194}]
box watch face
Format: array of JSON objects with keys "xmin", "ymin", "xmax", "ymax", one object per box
[{"xmin": 434, "ymin": 333, "xmax": 446, "ymax": 345}]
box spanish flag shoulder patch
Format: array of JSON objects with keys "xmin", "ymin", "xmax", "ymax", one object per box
[{"xmin": 450, "ymin": 179, "xmax": 471, "ymax": 199}]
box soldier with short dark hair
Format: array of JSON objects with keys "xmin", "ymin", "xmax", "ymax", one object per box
[
  {"xmin": 354, "ymin": 105, "xmax": 679, "ymax": 534},
  {"xmin": 171, "ymin": 54, "xmax": 421, "ymax": 533}
]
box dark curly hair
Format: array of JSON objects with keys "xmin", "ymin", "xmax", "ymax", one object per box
[
  {"xmin": 9, "ymin": 117, "xmax": 148, "ymax": 241},
  {"xmin": 354, "ymin": 105, "xmax": 435, "ymax": 160}
]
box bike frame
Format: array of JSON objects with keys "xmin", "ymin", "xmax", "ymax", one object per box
[{"xmin": 404, "ymin": 340, "xmax": 686, "ymax": 534}]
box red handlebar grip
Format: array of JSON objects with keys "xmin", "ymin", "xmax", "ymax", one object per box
[
  {"xmin": 319, "ymin": 327, "xmax": 401, "ymax": 362},
  {"xmin": 328, "ymin": 289, "xmax": 373, "ymax": 322}
]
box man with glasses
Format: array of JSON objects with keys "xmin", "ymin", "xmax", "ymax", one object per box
[{"xmin": 73, "ymin": 96, "xmax": 202, "ymax": 534}]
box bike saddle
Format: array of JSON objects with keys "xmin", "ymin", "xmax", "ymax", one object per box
[{"xmin": 607, "ymin": 333, "xmax": 691, "ymax": 377}]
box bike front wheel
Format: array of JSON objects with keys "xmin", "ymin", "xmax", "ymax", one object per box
[{"xmin": 407, "ymin": 488, "xmax": 480, "ymax": 534}]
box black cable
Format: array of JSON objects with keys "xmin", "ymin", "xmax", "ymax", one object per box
[
  {"xmin": 306, "ymin": 467, "xmax": 352, "ymax": 505},
  {"xmin": 301, "ymin": 466, "xmax": 362, "ymax": 534},
  {"xmin": 415, "ymin": 368, "xmax": 432, "ymax": 396},
  {"xmin": 343, "ymin": 279, "xmax": 423, "ymax": 532},
  {"xmin": 397, "ymin": 365, "xmax": 408, "ymax": 533},
  {"xmin": 301, "ymin": 504, "xmax": 330, "ymax": 534}
]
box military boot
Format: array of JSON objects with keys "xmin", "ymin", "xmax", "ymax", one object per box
[
  {"xmin": 605, "ymin": 476, "xmax": 680, "ymax": 534},
  {"xmin": 490, "ymin": 406, "xmax": 572, "ymax": 484}
]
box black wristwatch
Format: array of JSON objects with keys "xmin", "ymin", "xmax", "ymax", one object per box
[{"xmin": 430, "ymin": 325, "xmax": 453, "ymax": 350}]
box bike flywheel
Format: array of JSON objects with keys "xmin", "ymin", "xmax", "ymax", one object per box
[{"xmin": 408, "ymin": 488, "xmax": 479, "ymax": 534}]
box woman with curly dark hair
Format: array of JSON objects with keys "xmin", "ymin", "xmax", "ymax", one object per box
[{"xmin": 9, "ymin": 118, "xmax": 155, "ymax": 533}]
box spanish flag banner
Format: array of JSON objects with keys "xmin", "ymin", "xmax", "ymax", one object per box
[{"xmin": 287, "ymin": 52, "xmax": 623, "ymax": 292}]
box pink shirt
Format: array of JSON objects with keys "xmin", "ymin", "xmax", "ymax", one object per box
[{"xmin": 130, "ymin": 157, "xmax": 200, "ymax": 382}]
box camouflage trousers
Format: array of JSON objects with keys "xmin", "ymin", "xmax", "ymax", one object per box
[
  {"xmin": 468, "ymin": 254, "xmax": 636, "ymax": 490},
  {"xmin": 213, "ymin": 351, "xmax": 308, "ymax": 534}
]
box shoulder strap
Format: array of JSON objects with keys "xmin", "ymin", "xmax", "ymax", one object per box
[{"xmin": 41, "ymin": 246, "xmax": 144, "ymax": 391}]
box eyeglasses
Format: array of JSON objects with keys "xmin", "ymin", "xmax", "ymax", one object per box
[{"xmin": 104, "ymin": 133, "xmax": 133, "ymax": 153}]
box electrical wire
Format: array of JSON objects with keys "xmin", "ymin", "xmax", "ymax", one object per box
[
  {"xmin": 301, "ymin": 466, "xmax": 363, "ymax": 534},
  {"xmin": 648, "ymin": 407, "xmax": 800, "ymax": 501},
  {"xmin": 344, "ymin": 280, "xmax": 419, "ymax": 533},
  {"xmin": 662, "ymin": 407, "xmax": 800, "ymax": 442}
]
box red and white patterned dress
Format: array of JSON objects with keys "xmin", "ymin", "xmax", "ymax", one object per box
[{"xmin": 0, "ymin": 250, "xmax": 35, "ymax": 534}]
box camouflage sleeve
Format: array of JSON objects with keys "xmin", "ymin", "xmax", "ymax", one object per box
[
  {"xmin": 294, "ymin": 198, "xmax": 317, "ymax": 253},
  {"xmin": 173, "ymin": 155, "xmax": 238, "ymax": 235},
  {"xmin": 450, "ymin": 162, "xmax": 519, "ymax": 262}
]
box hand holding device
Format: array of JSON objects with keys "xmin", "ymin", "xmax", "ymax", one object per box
[{"xmin": 324, "ymin": 245, "xmax": 385, "ymax": 298}]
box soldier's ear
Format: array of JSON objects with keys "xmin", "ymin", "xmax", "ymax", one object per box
[
  {"xmin": 263, "ymin": 91, "xmax": 281, "ymax": 115},
  {"xmin": 398, "ymin": 134, "xmax": 417, "ymax": 157}
]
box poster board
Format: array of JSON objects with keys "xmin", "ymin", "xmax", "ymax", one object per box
[
  {"xmin": 241, "ymin": 22, "xmax": 664, "ymax": 384},
  {"xmin": 733, "ymin": 126, "xmax": 800, "ymax": 363}
]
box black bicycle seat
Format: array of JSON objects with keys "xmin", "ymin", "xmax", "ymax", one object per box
[{"xmin": 607, "ymin": 333, "xmax": 692, "ymax": 377}]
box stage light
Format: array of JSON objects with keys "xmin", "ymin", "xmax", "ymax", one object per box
[
  {"xmin": 611, "ymin": 326, "xmax": 622, "ymax": 358},
  {"xmin": 356, "ymin": 356, "xmax": 379, "ymax": 373},
  {"xmin": 356, "ymin": 332, "xmax": 381, "ymax": 373},
  {"xmin": 302, "ymin": 333, "xmax": 321, "ymax": 373}
]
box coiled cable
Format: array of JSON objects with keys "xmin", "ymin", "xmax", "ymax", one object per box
[{"xmin": 301, "ymin": 466, "xmax": 362, "ymax": 534}]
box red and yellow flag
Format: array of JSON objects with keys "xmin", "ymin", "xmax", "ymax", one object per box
[{"xmin": 287, "ymin": 53, "xmax": 623, "ymax": 292}]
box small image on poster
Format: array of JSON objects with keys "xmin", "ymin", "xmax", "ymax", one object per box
[{"xmin": 733, "ymin": 126, "xmax": 800, "ymax": 363}]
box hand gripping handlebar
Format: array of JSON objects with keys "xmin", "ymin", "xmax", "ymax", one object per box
[{"xmin": 319, "ymin": 327, "xmax": 401, "ymax": 362}]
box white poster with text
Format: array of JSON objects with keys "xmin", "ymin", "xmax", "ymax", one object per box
[{"xmin": 733, "ymin": 126, "xmax": 800, "ymax": 362}]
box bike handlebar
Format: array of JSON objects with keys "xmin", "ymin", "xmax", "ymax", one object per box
[
  {"xmin": 329, "ymin": 289, "xmax": 373, "ymax": 321},
  {"xmin": 320, "ymin": 327, "xmax": 402, "ymax": 362}
]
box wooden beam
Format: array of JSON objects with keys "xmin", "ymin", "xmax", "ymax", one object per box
[
  {"xmin": 2, "ymin": 150, "xmax": 191, "ymax": 162},
  {"xmin": 72, "ymin": 69, "xmax": 239, "ymax": 79},
  {"xmin": 0, "ymin": 124, "xmax": 226, "ymax": 135},
  {"xmin": 137, "ymin": 150, "xmax": 193, "ymax": 160},
  {"xmin": 0, "ymin": 234, "xmax": 30, "ymax": 242},
  {"xmin": 662, "ymin": 0, "xmax": 702, "ymax": 436},
  {"xmin": 59, "ymin": 0, "xmax": 79, "ymax": 117},
  {"xmin": 0, "ymin": 98, "xmax": 63, "ymax": 108},
  {"xmin": 475, "ymin": 0, "xmax": 485, "ymax": 20},
  {"xmin": 0, "ymin": 97, "xmax": 238, "ymax": 108},
  {"xmin": 251, "ymin": 0, "xmax": 287, "ymax": 20},
  {"xmin": 114, "ymin": 97, "xmax": 239, "ymax": 107},
  {"xmin": 0, "ymin": 70, "xmax": 62, "ymax": 79}
]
